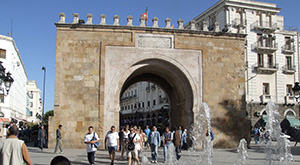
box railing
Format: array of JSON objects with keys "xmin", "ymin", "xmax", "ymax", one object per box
[
  {"xmin": 251, "ymin": 21, "xmax": 277, "ymax": 31},
  {"xmin": 252, "ymin": 41, "xmax": 277, "ymax": 52},
  {"xmin": 283, "ymin": 65, "xmax": 296, "ymax": 74},
  {"xmin": 232, "ymin": 18, "xmax": 245, "ymax": 27},
  {"xmin": 256, "ymin": 63, "xmax": 278, "ymax": 74},
  {"xmin": 284, "ymin": 26, "xmax": 298, "ymax": 32},
  {"xmin": 281, "ymin": 45, "xmax": 295, "ymax": 54}
]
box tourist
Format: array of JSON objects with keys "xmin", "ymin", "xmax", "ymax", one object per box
[
  {"xmin": 0, "ymin": 125, "xmax": 32, "ymax": 165},
  {"xmin": 162, "ymin": 126, "xmax": 173, "ymax": 162},
  {"xmin": 105, "ymin": 126, "xmax": 119, "ymax": 165},
  {"xmin": 147, "ymin": 126, "xmax": 161, "ymax": 163},
  {"xmin": 182, "ymin": 129, "xmax": 188, "ymax": 150},
  {"xmin": 119, "ymin": 128, "xmax": 124, "ymax": 151},
  {"xmin": 178, "ymin": 125, "xmax": 183, "ymax": 152},
  {"xmin": 127, "ymin": 127, "xmax": 141, "ymax": 165},
  {"xmin": 54, "ymin": 124, "xmax": 64, "ymax": 154},
  {"xmin": 0, "ymin": 124, "xmax": 7, "ymax": 139},
  {"xmin": 253, "ymin": 127, "xmax": 260, "ymax": 144},
  {"xmin": 120, "ymin": 125, "xmax": 130, "ymax": 161},
  {"xmin": 50, "ymin": 155, "xmax": 71, "ymax": 165},
  {"xmin": 174, "ymin": 126, "xmax": 181, "ymax": 160},
  {"xmin": 84, "ymin": 126, "xmax": 100, "ymax": 165},
  {"xmin": 140, "ymin": 129, "xmax": 147, "ymax": 149},
  {"xmin": 144, "ymin": 125, "xmax": 150, "ymax": 138},
  {"xmin": 38, "ymin": 125, "xmax": 47, "ymax": 151}
]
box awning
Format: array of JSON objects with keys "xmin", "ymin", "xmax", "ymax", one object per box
[
  {"xmin": 0, "ymin": 118, "xmax": 10, "ymax": 123},
  {"xmin": 286, "ymin": 118, "xmax": 300, "ymax": 128}
]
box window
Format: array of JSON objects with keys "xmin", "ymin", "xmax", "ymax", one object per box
[
  {"xmin": 131, "ymin": 105, "xmax": 133, "ymax": 109},
  {"xmin": 267, "ymin": 55, "xmax": 273, "ymax": 68},
  {"xmin": 148, "ymin": 101, "xmax": 150, "ymax": 107},
  {"xmin": 286, "ymin": 56, "xmax": 292, "ymax": 70},
  {"xmin": 142, "ymin": 102, "xmax": 144, "ymax": 108},
  {"xmin": 0, "ymin": 94, "xmax": 4, "ymax": 103},
  {"xmin": 263, "ymin": 83, "xmax": 270, "ymax": 95},
  {"xmin": 286, "ymin": 85, "xmax": 293, "ymax": 96},
  {"xmin": 257, "ymin": 34, "xmax": 263, "ymax": 47},
  {"xmin": 285, "ymin": 37, "xmax": 292, "ymax": 50},
  {"xmin": 258, "ymin": 54, "xmax": 264, "ymax": 67},
  {"xmin": 153, "ymin": 100, "xmax": 156, "ymax": 106},
  {"xmin": 0, "ymin": 49, "xmax": 6, "ymax": 59}
]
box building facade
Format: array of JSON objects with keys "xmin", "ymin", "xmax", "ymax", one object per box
[
  {"xmin": 120, "ymin": 82, "xmax": 169, "ymax": 129},
  {"xmin": 185, "ymin": 0, "xmax": 300, "ymax": 128},
  {"xmin": 26, "ymin": 80, "xmax": 43, "ymax": 123},
  {"xmin": 0, "ymin": 35, "xmax": 28, "ymax": 125}
]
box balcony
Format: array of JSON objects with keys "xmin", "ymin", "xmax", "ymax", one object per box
[
  {"xmin": 283, "ymin": 65, "xmax": 296, "ymax": 74},
  {"xmin": 256, "ymin": 63, "xmax": 278, "ymax": 74},
  {"xmin": 252, "ymin": 41, "xmax": 277, "ymax": 53},
  {"xmin": 260, "ymin": 94, "xmax": 271, "ymax": 104},
  {"xmin": 282, "ymin": 45, "xmax": 295, "ymax": 54},
  {"xmin": 251, "ymin": 21, "xmax": 277, "ymax": 33},
  {"xmin": 285, "ymin": 95, "xmax": 295, "ymax": 105}
]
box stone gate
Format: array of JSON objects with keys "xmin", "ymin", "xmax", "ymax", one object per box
[{"xmin": 49, "ymin": 13, "xmax": 248, "ymax": 148}]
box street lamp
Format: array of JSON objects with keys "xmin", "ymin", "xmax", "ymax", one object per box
[
  {"xmin": 41, "ymin": 67, "xmax": 46, "ymax": 123},
  {"xmin": 0, "ymin": 61, "xmax": 14, "ymax": 95}
]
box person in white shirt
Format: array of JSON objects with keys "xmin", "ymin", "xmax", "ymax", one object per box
[
  {"xmin": 84, "ymin": 126, "xmax": 99, "ymax": 165},
  {"xmin": 105, "ymin": 126, "xmax": 119, "ymax": 165},
  {"xmin": 121, "ymin": 125, "xmax": 130, "ymax": 161},
  {"xmin": 127, "ymin": 128, "xmax": 141, "ymax": 165}
]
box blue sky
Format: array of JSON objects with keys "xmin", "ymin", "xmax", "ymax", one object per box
[{"xmin": 0, "ymin": 0, "xmax": 299, "ymax": 113}]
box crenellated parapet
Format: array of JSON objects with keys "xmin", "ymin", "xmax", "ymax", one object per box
[{"xmin": 56, "ymin": 12, "xmax": 235, "ymax": 33}]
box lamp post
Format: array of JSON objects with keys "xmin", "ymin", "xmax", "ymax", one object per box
[
  {"xmin": 41, "ymin": 67, "xmax": 46, "ymax": 124},
  {"xmin": 0, "ymin": 61, "xmax": 14, "ymax": 96}
]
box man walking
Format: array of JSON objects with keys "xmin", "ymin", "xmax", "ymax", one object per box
[
  {"xmin": 162, "ymin": 126, "xmax": 173, "ymax": 163},
  {"xmin": 38, "ymin": 125, "xmax": 47, "ymax": 151},
  {"xmin": 147, "ymin": 126, "xmax": 161, "ymax": 163},
  {"xmin": 84, "ymin": 126, "xmax": 100, "ymax": 165},
  {"xmin": 105, "ymin": 126, "xmax": 119, "ymax": 165},
  {"xmin": 127, "ymin": 127, "xmax": 141, "ymax": 165},
  {"xmin": 0, "ymin": 125, "xmax": 32, "ymax": 165},
  {"xmin": 174, "ymin": 126, "xmax": 181, "ymax": 160},
  {"xmin": 54, "ymin": 124, "xmax": 64, "ymax": 154}
]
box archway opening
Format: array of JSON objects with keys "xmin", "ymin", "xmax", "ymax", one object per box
[
  {"xmin": 119, "ymin": 81, "xmax": 170, "ymax": 133},
  {"xmin": 117, "ymin": 59, "xmax": 195, "ymax": 133}
]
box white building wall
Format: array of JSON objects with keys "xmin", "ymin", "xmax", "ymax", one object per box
[
  {"xmin": 26, "ymin": 80, "xmax": 42, "ymax": 123},
  {"xmin": 0, "ymin": 35, "xmax": 28, "ymax": 123}
]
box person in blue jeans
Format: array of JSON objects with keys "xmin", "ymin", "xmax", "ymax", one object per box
[
  {"xmin": 253, "ymin": 127, "xmax": 259, "ymax": 144},
  {"xmin": 147, "ymin": 126, "xmax": 161, "ymax": 163},
  {"xmin": 162, "ymin": 127, "xmax": 173, "ymax": 163}
]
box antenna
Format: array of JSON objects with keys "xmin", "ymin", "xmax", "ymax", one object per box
[{"xmin": 8, "ymin": 19, "xmax": 13, "ymax": 37}]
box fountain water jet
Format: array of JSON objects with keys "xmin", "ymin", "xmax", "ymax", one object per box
[{"xmin": 234, "ymin": 138, "xmax": 248, "ymax": 165}]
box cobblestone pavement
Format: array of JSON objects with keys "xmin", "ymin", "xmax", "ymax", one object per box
[{"xmin": 29, "ymin": 141, "xmax": 300, "ymax": 165}]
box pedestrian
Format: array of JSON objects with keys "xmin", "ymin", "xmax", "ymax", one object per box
[
  {"xmin": 127, "ymin": 127, "xmax": 141, "ymax": 165},
  {"xmin": 54, "ymin": 124, "xmax": 64, "ymax": 154},
  {"xmin": 38, "ymin": 125, "xmax": 47, "ymax": 151},
  {"xmin": 174, "ymin": 126, "xmax": 181, "ymax": 160},
  {"xmin": 294, "ymin": 129, "xmax": 300, "ymax": 146},
  {"xmin": 147, "ymin": 126, "xmax": 161, "ymax": 163},
  {"xmin": 140, "ymin": 129, "xmax": 147, "ymax": 149},
  {"xmin": 105, "ymin": 126, "xmax": 119, "ymax": 165},
  {"xmin": 0, "ymin": 125, "xmax": 32, "ymax": 165},
  {"xmin": 0, "ymin": 124, "xmax": 7, "ymax": 139},
  {"xmin": 120, "ymin": 125, "xmax": 130, "ymax": 161},
  {"xmin": 253, "ymin": 127, "xmax": 259, "ymax": 144},
  {"xmin": 162, "ymin": 126, "xmax": 173, "ymax": 163},
  {"xmin": 182, "ymin": 129, "xmax": 188, "ymax": 150},
  {"xmin": 178, "ymin": 125, "xmax": 183, "ymax": 152},
  {"xmin": 84, "ymin": 126, "xmax": 100, "ymax": 165},
  {"xmin": 144, "ymin": 125, "xmax": 150, "ymax": 138},
  {"xmin": 119, "ymin": 128, "xmax": 124, "ymax": 151}
]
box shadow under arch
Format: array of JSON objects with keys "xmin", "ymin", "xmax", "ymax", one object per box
[{"xmin": 119, "ymin": 58, "xmax": 194, "ymax": 130}]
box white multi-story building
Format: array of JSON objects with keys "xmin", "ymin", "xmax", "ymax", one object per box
[
  {"xmin": 0, "ymin": 34, "xmax": 28, "ymax": 125},
  {"xmin": 185, "ymin": 0, "xmax": 299, "ymax": 127},
  {"xmin": 26, "ymin": 80, "xmax": 43, "ymax": 123},
  {"xmin": 120, "ymin": 82, "xmax": 169, "ymax": 128}
]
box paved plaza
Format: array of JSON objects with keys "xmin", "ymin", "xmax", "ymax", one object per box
[{"xmin": 29, "ymin": 141, "xmax": 300, "ymax": 165}]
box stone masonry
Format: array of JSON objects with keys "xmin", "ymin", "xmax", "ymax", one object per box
[{"xmin": 49, "ymin": 13, "xmax": 247, "ymax": 149}]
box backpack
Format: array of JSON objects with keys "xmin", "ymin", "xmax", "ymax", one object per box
[
  {"xmin": 127, "ymin": 134, "xmax": 136, "ymax": 151},
  {"xmin": 92, "ymin": 132, "xmax": 100, "ymax": 148}
]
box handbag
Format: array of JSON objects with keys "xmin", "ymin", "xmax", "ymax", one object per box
[
  {"xmin": 127, "ymin": 134, "xmax": 136, "ymax": 151},
  {"xmin": 92, "ymin": 132, "xmax": 100, "ymax": 148}
]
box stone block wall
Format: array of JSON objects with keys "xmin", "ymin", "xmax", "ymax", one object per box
[{"xmin": 49, "ymin": 24, "xmax": 246, "ymax": 149}]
